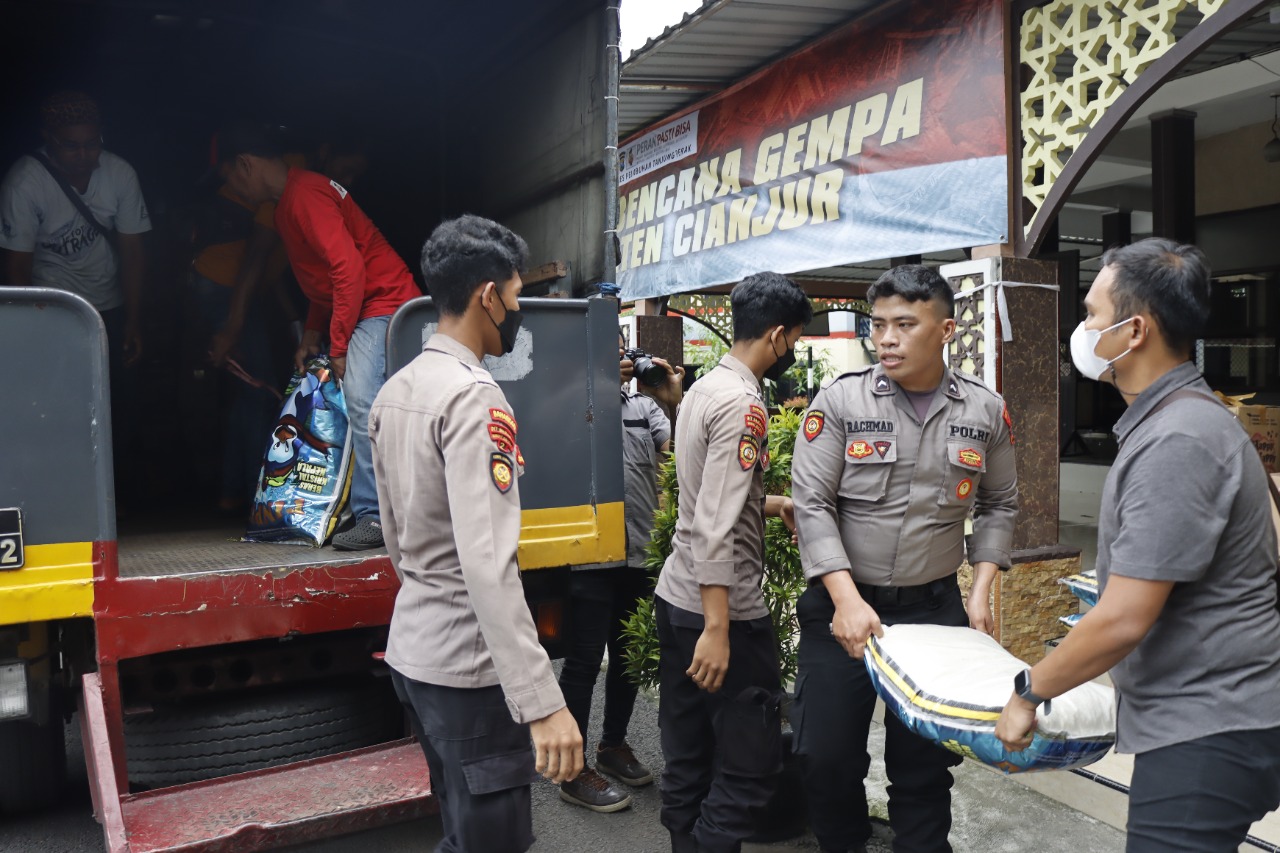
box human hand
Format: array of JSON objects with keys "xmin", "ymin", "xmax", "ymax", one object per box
[
  {"xmin": 995, "ymin": 695, "xmax": 1037, "ymax": 752},
  {"xmin": 293, "ymin": 330, "xmax": 322, "ymax": 373},
  {"xmin": 330, "ymin": 355, "xmax": 346, "ymax": 381},
  {"xmin": 529, "ymin": 706, "xmax": 584, "ymax": 784},
  {"xmin": 649, "ymin": 357, "xmax": 685, "ymax": 409},
  {"xmin": 830, "ymin": 596, "xmax": 883, "ymax": 660},
  {"xmin": 123, "ymin": 322, "xmax": 143, "ymax": 367},
  {"xmin": 966, "ymin": 590, "xmax": 994, "ymax": 635},
  {"xmin": 687, "ymin": 626, "xmax": 730, "ymax": 693}
]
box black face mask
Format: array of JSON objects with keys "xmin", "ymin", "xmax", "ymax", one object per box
[
  {"xmin": 763, "ymin": 336, "xmax": 796, "ymax": 382},
  {"xmin": 487, "ymin": 296, "xmax": 523, "ymax": 355}
]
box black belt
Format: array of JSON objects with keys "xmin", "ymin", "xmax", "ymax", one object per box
[{"xmin": 853, "ymin": 576, "xmax": 957, "ymax": 608}]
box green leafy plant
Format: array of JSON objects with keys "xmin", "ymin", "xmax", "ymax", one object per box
[
  {"xmin": 622, "ymin": 407, "xmax": 807, "ymax": 689},
  {"xmin": 684, "ymin": 334, "xmax": 833, "ymax": 410}
]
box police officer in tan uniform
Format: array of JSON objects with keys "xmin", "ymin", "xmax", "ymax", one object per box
[
  {"xmin": 655, "ymin": 271, "xmax": 810, "ymax": 853},
  {"xmin": 370, "ymin": 215, "xmax": 581, "ymax": 853},
  {"xmin": 791, "ymin": 265, "xmax": 1018, "ymax": 853}
]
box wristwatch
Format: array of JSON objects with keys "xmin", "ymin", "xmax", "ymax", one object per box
[{"xmin": 1014, "ymin": 668, "xmax": 1051, "ymax": 714}]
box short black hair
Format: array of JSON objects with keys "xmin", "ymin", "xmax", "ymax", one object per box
[
  {"xmin": 730, "ymin": 272, "xmax": 812, "ymax": 341},
  {"xmin": 1100, "ymin": 237, "xmax": 1211, "ymax": 354},
  {"xmin": 420, "ymin": 215, "xmax": 529, "ymax": 317},
  {"xmin": 866, "ymin": 264, "xmax": 954, "ymax": 316},
  {"xmin": 213, "ymin": 120, "xmax": 283, "ymax": 164}
]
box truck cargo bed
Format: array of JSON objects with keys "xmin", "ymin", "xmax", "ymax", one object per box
[{"xmin": 116, "ymin": 519, "xmax": 387, "ymax": 579}]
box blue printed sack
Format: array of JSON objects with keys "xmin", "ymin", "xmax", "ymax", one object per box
[
  {"xmin": 865, "ymin": 624, "xmax": 1114, "ymax": 774},
  {"xmin": 245, "ymin": 356, "xmax": 352, "ymax": 546},
  {"xmin": 1059, "ymin": 570, "xmax": 1099, "ymax": 607}
]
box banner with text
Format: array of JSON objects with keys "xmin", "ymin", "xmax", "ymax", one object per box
[{"xmin": 617, "ymin": 0, "xmax": 1007, "ymax": 301}]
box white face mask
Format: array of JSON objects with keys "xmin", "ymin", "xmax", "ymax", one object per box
[{"xmin": 1069, "ymin": 317, "xmax": 1135, "ymax": 381}]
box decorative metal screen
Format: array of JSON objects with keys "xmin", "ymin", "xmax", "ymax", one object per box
[
  {"xmin": 1019, "ymin": 0, "xmax": 1230, "ymax": 237},
  {"xmin": 942, "ymin": 258, "xmax": 1000, "ymax": 392}
]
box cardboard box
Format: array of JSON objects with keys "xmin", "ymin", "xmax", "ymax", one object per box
[{"xmin": 1229, "ymin": 405, "xmax": 1279, "ymax": 474}]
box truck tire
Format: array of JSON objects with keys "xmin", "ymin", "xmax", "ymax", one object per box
[
  {"xmin": 0, "ymin": 705, "xmax": 68, "ymax": 814},
  {"xmin": 125, "ymin": 677, "xmax": 404, "ymax": 790}
]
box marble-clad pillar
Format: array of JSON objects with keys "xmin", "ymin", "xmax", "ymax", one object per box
[{"xmin": 950, "ymin": 254, "xmax": 1083, "ymax": 663}]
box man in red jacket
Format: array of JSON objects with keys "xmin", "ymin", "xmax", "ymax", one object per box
[{"xmin": 216, "ymin": 122, "xmax": 420, "ymax": 550}]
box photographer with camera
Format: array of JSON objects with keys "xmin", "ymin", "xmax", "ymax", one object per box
[{"xmin": 556, "ymin": 331, "xmax": 684, "ymax": 812}]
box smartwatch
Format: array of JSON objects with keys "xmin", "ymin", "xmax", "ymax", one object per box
[{"xmin": 1014, "ymin": 668, "xmax": 1051, "ymax": 714}]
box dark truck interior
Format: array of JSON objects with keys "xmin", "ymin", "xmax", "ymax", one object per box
[{"xmin": 1, "ymin": 0, "xmax": 606, "ymax": 573}]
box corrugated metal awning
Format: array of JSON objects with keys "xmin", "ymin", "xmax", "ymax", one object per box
[{"xmin": 620, "ymin": 0, "xmax": 893, "ymax": 139}]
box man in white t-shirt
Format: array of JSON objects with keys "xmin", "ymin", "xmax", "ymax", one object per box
[{"xmin": 0, "ymin": 91, "xmax": 151, "ymax": 367}]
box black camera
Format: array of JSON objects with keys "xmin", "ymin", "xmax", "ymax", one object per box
[{"xmin": 623, "ymin": 347, "xmax": 667, "ymax": 388}]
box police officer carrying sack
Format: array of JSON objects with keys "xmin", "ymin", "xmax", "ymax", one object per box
[
  {"xmin": 791, "ymin": 265, "xmax": 1018, "ymax": 853},
  {"xmin": 371, "ymin": 215, "xmax": 582, "ymax": 853}
]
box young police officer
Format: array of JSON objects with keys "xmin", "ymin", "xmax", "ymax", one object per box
[
  {"xmin": 656, "ymin": 271, "xmax": 809, "ymax": 853},
  {"xmin": 370, "ymin": 215, "xmax": 581, "ymax": 852},
  {"xmin": 792, "ymin": 265, "xmax": 1018, "ymax": 853}
]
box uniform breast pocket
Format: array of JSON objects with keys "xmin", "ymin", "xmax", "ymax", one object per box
[
  {"xmin": 939, "ymin": 438, "xmax": 986, "ymax": 506},
  {"xmin": 622, "ymin": 426, "xmax": 657, "ymax": 474},
  {"xmin": 838, "ymin": 436, "xmax": 895, "ymax": 502}
]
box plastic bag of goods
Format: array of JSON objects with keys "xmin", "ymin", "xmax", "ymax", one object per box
[
  {"xmin": 245, "ymin": 356, "xmax": 353, "ymax": 546},
  {"xmin": 864, "ymin": 624, "xmax": 1114, "ymax": 774},
  {"xmin": 1059, "ymin": 570, "xmax": 1099, "ymax": 607}
]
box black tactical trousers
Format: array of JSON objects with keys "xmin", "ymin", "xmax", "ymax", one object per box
[
  {"xmin": 792, "ymin": 579, "xmax": 967, "ymax": 853},
  {"xmin": 1127, "ymin": 724, "xmax": 1280, "ymax": 853},
  {"xmin": 391, "ymin": 671, "xmax": 537, "ymax": 853},
  {"xmin": 656, "ymin": 596, "xmax": 783, "ymax": 853}
]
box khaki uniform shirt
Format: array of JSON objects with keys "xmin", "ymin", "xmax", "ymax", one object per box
[
  {"xmin": 621, "ymin": 389, "xmax": 671, "ymax": 568},
  {"xmin": 655, "ymin": 355, "xmax": 770, "ymax": 621},
  {"xmin": 371, "ymin": 333, "xmax": 564, "ymax": 724},
  {"xmin": 793, "ymin": 365, "xmax": 1018, "ymax": 586}
]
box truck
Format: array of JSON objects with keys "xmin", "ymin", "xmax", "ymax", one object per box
[{"xmin": 0, "ymin": 1, "xmax": 624, "ymax": 849}]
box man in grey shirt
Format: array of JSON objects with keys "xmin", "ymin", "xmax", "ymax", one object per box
[
  {"xmin": 555, "ymin": 331, "xmax": 681, "ymax": 813},
  {"xmin": 997, "ymin": 238, "xmax": 1280, "ymax": 852}
]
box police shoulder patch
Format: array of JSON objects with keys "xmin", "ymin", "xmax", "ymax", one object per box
[
  {"xmin": 490, "ymin": 452, "xmax": 514, "ymax": 494},
  {"xmin": 487, "ymin": 422, "xmax": 516, "ymax": 453},
  {"xmin": 738, "ymin": 433, "xmax": 759, "ymax": 471},
  {"xmin": 956, "ymin": 478, "xmax": 974, "ymax": 500},
  {"xmin": 489, "ymin": 408, "xmax": 518, "ymax": 435},
  {"xmin": 803, "ymin": 410, "xmax": 825, "ymax": 441},
  {"xmin": 1003, "ymin": 403, "xmax": 1016, "ymax": 445}
]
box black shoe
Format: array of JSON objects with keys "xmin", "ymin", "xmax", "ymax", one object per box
[
  {"xmin": 559, "ymin": 768, "xmax": 632, "ymax": 813},
  {"xmin": 596, "ymin": 741, "xmax": 654, "ymax": 786},
  {"xmin": 332, "ymin": 517, "xmax": 383, "ymax": 551}
]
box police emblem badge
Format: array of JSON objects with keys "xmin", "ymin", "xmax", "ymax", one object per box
[
  {"xmin": 847, "ymin": 440, "xmax": 874, "ymax": 459},
  {"xmin": 803, "ymin": 410, "xmax": 825, "ymax": 441},
  {"xmin": 490, "ymin": 452, "xmax": 514, "ymax": 494}
]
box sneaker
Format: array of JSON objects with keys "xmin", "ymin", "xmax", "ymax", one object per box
[
  {"xmin": 558, "ymin": 768, "xmax": 632, "ymax": 813},
  {"xmin": 596, "ymin": 742, "xmax": 654, "ymax": 786},
  {"xmin": 332, "ymin": 517, "xmax": 384, "ymax": 551}
]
